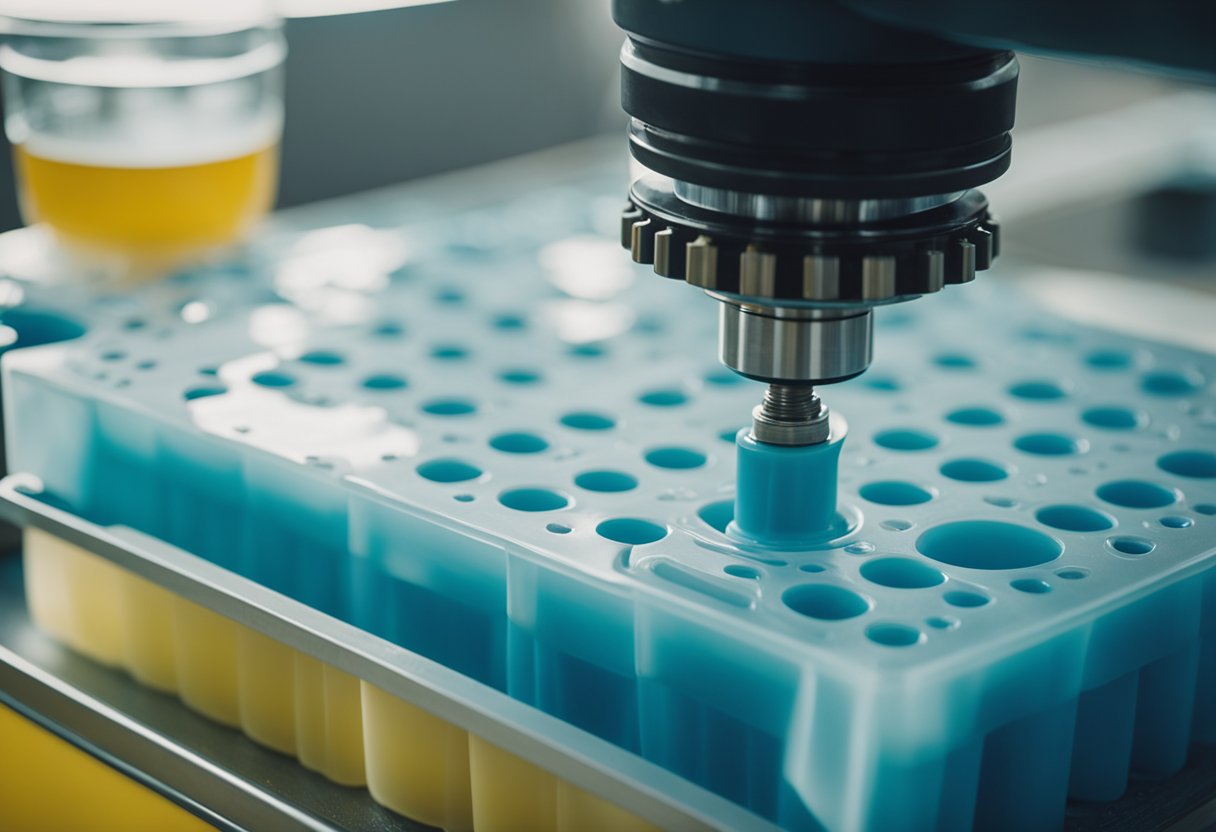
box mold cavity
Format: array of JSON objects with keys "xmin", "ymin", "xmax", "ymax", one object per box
[
  {"xmin": 1008, "ymin": 380, "xmax": 1068, "ymax": 400},
  {"xmin": 574, "ymin": 470, "xmax": 638, "ymax": 492},
  {"xmin": 1085, "ymin": 349, "xmax": 1132, "ymax": 370},
  {"xmin": 1160, "ymin": 516, "xmax": 1193, "ymax": 529},
  {"xmin": 719, "ymin": 427, "xmax": 743, "ymax": 443},
  {"xmin": 101, "ymin": 350, "xmax": 126, "ymax": 361},
  {"xmin": 430, "ymin": 344, "xmax": 469, "ymax": 360},
  {"xmin": 569, "ymin": 343, "xmax": 606, "ymax": 358},
  {"xmin": 645, "ymin": 447, "xmax": 707, "ymax": 470},
  {"xmin": 860, "ymin": 558, "xmax": 945, "ymax": 589},
  {"xmin": 926, "ymin": 616, "xmax": 959, "ymax": 630},
  {"xmin": 499, "ymin": 488, "xmax": 569, "ymax": 512},
  {"xmin": 944, "ymin": 590, "xmax": 990, "ymax": 608},
  {"xmin": 881, "ymin": 519, "xmax": 913, "ymax": 532},
  {"xmin": 0, "ymin": 308, "xmax": 87, "ymax": 348},
  {"xmin": 1197, "ymin": 504, "xmax": 1216, "ymax": 516},
  {"xmin": 1096, "ymin": 480, "xmax": 1178, "ymax": 509},
  {"xmin": 299, "ymin": 350, "xmax": 344, "ymax": 365},
  {"xmin": 422, "ymin": 398, "xmax": 477, "ymax": 416},
  {"xmin": 435, "ymin": 288, "xmax": 466, "ymax": 305},
  {"xmin": 873, "ymin": 429, "xmax": 939, "ymax": 451},
  {"xmin": 492, "ymin": 313, "xmax": 527, "ymax": 330},
  {"xmin": 1158, "ymin": 450, "xmax": 1216, "ymax": 479},
  {"xmin": 454, "ymin": 494, "xmax": 475, "ymax": 503},
  {"xmin": 1109, "ymin": 536, "xmax": 1155, "ymax": 556},
  {"xmin": 945, "ymin": 407, "xmax": 1004, "ymax": 426},
  {"xmin": 704, "ymin": 369, "xmax": 742, "ymax": 386},
  {"xmin": 1082, "ymin": 406, "xmax": 1145, "ymax": 431},
  {"xmin": 596, "ymin": 518, "xmax": 668, "ymax": 545},
  {"xmin": 940, "ymin": 459, "xmax": 1009, "ymax": 482},
  {"xmin": 984, "ymin": 496, "xmax": 1019, "ymax": 508},
  {"xmin": 252, "ymin": 370, "xmax": 295, "ymax": 388},
  {"xmin": 1034, "ymin": 505, "xmax": 1114, "ymax": 533},
  {"xmin": 866, "ymin": 623, "xmax": 923, "ymax": 647},
  {"xmin": 1055, "ymin": 567, "xmax": 1090, "ymax": 580},
  {"xmin": 724, "ymin": 564, "xmax": 760, "ymax": 579},
  {"xmin": 1014, "ymin": 432, "xmax": 1085, "ymax": 456},
  {"xmin": 639, "ymin": 388, "xmax": 689, "ymax": 407},
  {"xmin": 546, "ymin": 523, "xmax": 571, "ymax": 535},
  {"xmin": 934, "ymin": 353, "xmax": 975, "ymax": 369},
  {"xmin": 499, "ymin": 368, "xmax": 542, "ymax": 385},
  {"xmin": 783, "ymin": 584, "xmax": 870, "ymax": 621},
  {"xmin": 859, "ymin": 481, "xmax": 933, "ymax": 506},
  {"xmin": 184, "ymin": 385, "xmax": 227, "ymax": 401},
  {"xmin": 363, "ymin": 373, "xmax": 408, "ymax": 390},
  {"xmin": 417, "ymin": 459, "xmax": 482, "ymax": 483},
  {"xmin": 698, "ymin": 499, "xmax": 733, "ymax": 533},
  {"xmin": 917, "ymin": 521, "xmax": 1062, "ymax": 569},
  {"xmin": 799, "ymin": 563, "xmax": 826, "ymax": 573},
  {"xmin": 1142, "ymin": 369, "xmax": 1204, "ymax": 397},
  {"xmin": 560, "ymin": 411, "xmax": 614, "ymax": 431},
  {"xmin": 1012, "ymin": 579, "xmax": 1052, "ymax": 594},
  {"xmin": 489, "ymin": 432, "xmax": 549, "ymax": 454},
  {"xmin": 865, "ymin": 376, "xmax": 901, "ymax": 392},
  {"xmin": 372, "ymin": 321, "xmax": 404, "ymax": 337}
]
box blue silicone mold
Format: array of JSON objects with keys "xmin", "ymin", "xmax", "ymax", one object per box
[{"xmin": 2, "ymin": 159, "xmax": 1214, "ymax": 831}]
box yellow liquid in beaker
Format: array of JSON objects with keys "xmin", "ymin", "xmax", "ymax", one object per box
[{"xmin": 14, "ymin": 123, "xmax": 278, "ymax": 273}]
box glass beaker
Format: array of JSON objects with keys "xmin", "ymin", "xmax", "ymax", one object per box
[{"xmin": 1, "ymin": 5, "xmax": 286, "ymax": 279}]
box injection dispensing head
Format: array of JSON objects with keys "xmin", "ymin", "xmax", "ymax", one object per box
[{"xmin": 614, "ymin": 0, "xmax": 1016, "ymax": 445}]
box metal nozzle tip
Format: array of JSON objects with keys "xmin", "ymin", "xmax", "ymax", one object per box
[{"xmin": 750, "ymin": 384, "xmax": 830, "ymax": 446}]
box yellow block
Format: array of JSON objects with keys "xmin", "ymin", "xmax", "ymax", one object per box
[
  {"xmin": 237, "ymin": 627, "xmax": 298, "ymax": 755},
  {"xmin": 172, "ymin": 597, "xmax": 241, "ymax": 727},
  {"xmin": 120, "ymin": 570, "xmax": 180, "ymax": 693},
  {"xmin": 24, "ymin": 527, "xmax": 125, "ymax": 666},
  {"xmin": 468, "ymin": 736, "xmax": 661, "ymax": 832},
  {"xmin": 0, "ymin": 704, "xmax": 215, "ymax": 832},
  {"xmin": 295, "ymin": 654, "xmax": 366, "ymax": 786},
  {"xmin": 361, "ymin": 682, "xmax": 473, "ymax": 831}
]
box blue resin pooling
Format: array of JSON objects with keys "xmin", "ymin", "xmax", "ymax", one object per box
[{"xmin": 2, "ymin": 165, "xmax": 1215, "ymax": 832}]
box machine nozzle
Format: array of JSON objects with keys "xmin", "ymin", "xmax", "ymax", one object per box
[{"xmin": 751, "ymin": 384, "xmax": 830, "ymax": 446}]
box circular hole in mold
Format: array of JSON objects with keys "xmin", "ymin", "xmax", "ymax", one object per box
[
  {"xmin": 1142, "ymin": 369, "xmax": 1204, "ymax": 397},
  {"xmin": 704, "ymin": 369, "xmax": 743, "ymax": 386},
  {"xmin": 101, "ymin": 350, "xmax": 126, "ymax": 361},
  {"xmin": 492, "ymin": 312, "xmax": 527, "ymax": 331},
  {"xmin": 865, "ymin": 376, "xmax": 901, "ymax": 392},
  {"xmin": 560, "ymin": 411, "xmax": 614, "ymax": 431},
  {"xmin": 0, "ymin": 308, "xmax": 87, "ymax": 350},
  {"xmin": 944, "ymin": 590, "xmax": 990, "ymax": 608},
  {"xmin": 783, "ymin": 584, "xmax": 870, "ymax": 621},
  {"xmin": 1082, "ymin": 406, "xmax": 1145, "ymax": 431},
  {"xmin": 453, "ymin": 494, "xmax": 474, "ymax": 503},
  {"xmin": 638, "ymin": 388, "xmax": 689, "ymax": 407},
  {"xmin": 934, "ymin": 353, "xmax": 976, "ymax": 369},
  {"xmin": 799, "ymin": 563, "xmax": 826, "ymax": 573},
  {"xmin": 499, "ymin": 488, "xmax": 569, "ymax": 512},
  {"xmin": 499, "ymin": 368, "xmax": 542, "ymax": 385},
  {"xmin": 1108, "ymin": 536, "xmax": 1155, "ymax": 556},
  {"xmin": 363, "ymin": 373, "xmax": 408, "ymax": 391},
  {"xmin": 945, "ymin": 406, "xmax": 1004, "ymax": 427},
  {"xmin": 184, "ymin": 385, "xmax": 227, "ymax": 401},
  {"xmin": 719, "ymin": 427, "xmax": 743, "ymax": 443},
  {"xmin": 489, "ymin": 432, "xmax": 549, "ymax": 454},
  {"xmin": 371, "ymin": 321, "xmax": 404, "ymax": 337},
  {"xmin": 1014, "ymin": 432, "xmax": 1085, "ymax": 456},
  {"xmin": 698, "ymin": 499, "xmax": 734, "ymax": 533},
  {"xmin": 940, "ymin": 458, "xmax": 1009, "ymax": 483},
  {"xmin": 1096, "ymin": 480, "xmax": 1178, "ymax": 509},
  {"xmin": 926, "ymin": 616, "xmax": 959, "ymax": 630},
  {"xmin": 1085, "ymin": 349, "xmax": 1132, "ymax": 370},
  {"xmin": 123, "ymin": 317, "xmax": 147, "ymax": 331},
  {"xmin": 198, "ymin": 366, "xmax": 218, "ymax": 376},
  {"xmin": 866, "ymin": 623, "xmax": 923, "ymax": 647},
  {"xmin": 546, "ymin": 523, "xmax": 571, "ymax": 535},
  {"xmin": 1008, "ymin": 380, "xmax": 1068, "ymax": 400},
  {"xmin": 434, "ymin": 288, "xmax": 466, "ymax": 305},
  {"xmin": 1012, "ymin": 578, "xmax": 1052, "ymax": 594},
  {"xmin": 1160, "ymin": 515, "xmax": 1193, "ymax": 529},
  {"xmin": 917, "ymin": 521, "xmax": 1062, "ymax": 569},
  {"xmin": 724, "ymin": 564, "xmax": 760, "ymax": 580},
  {"xmin": 417, "ymin": 459, "xmax": 483, "ymax": 483},
  {"xmin": 1055, "ymin": 567, "xmax": 1090, "ymax": 580},
  {"xmin": 984, "ymin": 496, "xmax": 1019, "ymax": 508},
  {"xmin": 859, "ymin": 481, "xmax": 933, "ymax": 506},
  {"xmin": 873, "ymin": 429, "xmax": 939, "ymax": 451},
  {"xmin": 574, "ymin": 470, "xmax": 638, "ymax": 493},
  {"xmin": 430, "ymin": 344, "xmax": 470, "ymax": 360},
  {"xmin": 568, "ymin": 342, "xmax": 606, "ymax": 359},
  {"xmin": 645, "ymin": 447, "xmax": 707, "ymax": 470},
  {"xmin": 1158, "ymin": 450, "xmax": 1216, "ymax": 479},
  {"xmin": 298, "ymin": 350, "xmax": 344, "ymax": 366},
  {"xmin": 422, "ymin": 398, "xmax": 477, "ymax": 416},
  {"xmin": 1196, "ymin": 504, "xmax": 1216, "ymax": 516},
  {"xmin": 252, "ymin": 370, "xmax": 295, "ymax": 388},
  {"xmin": 860, "ymin": 558, "xmax": 945, "ymax": 589},
  {"xmin": 1034, "ymin": 504, "xmax": 1115, "ymax": 533},
  {"xmin": 596, "ymin": 518, "xmax": 668, "ymax": 545},
  {"xmin": 881, "ymin": 519, "xmax": 913, "ymax": 532}
]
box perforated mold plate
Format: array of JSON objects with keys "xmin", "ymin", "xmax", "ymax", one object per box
[{"xmin": 2, "ymin": 159, "xmax": 1215, "ymax": 832}]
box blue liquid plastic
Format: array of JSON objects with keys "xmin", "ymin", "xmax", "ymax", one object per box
[{"xmin": 2, "ymin": 162, "xmax": 1215, "ymax": 831}]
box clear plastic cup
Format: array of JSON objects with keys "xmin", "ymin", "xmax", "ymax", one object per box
[{"xmin": 1, "ymin": 3, "xmax": 286, "ymax": 279}]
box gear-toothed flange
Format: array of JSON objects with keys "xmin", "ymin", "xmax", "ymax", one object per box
[{"xmin": 622, "ymin": 177, "xmax": 999, "ymax": 306}]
